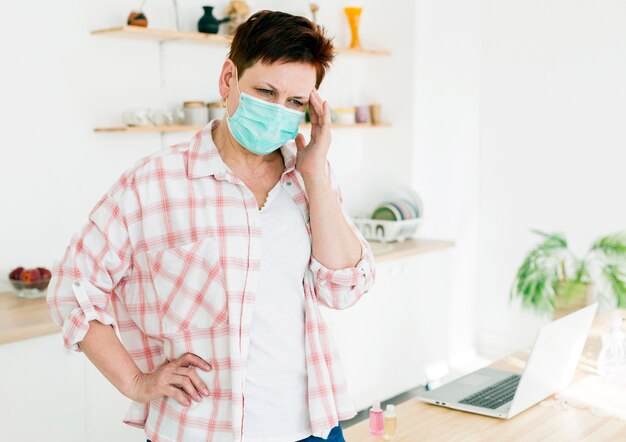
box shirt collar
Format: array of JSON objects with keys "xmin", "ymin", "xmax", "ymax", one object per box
[{"xmin": 186, "ymin": 119, "xmax": 298, "ymax": 180}]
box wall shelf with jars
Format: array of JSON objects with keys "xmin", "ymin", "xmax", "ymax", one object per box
[
  {"xmin": 97, "ymin": 100, "xmax": 390, "ymax": 133},
  {"xmin": 91, "ymin": 7, "xmax": 391, "ymax": 134}
]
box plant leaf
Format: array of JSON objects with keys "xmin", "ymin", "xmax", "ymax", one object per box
[
  {"xmin": 510, "ymin": 229, "xmax": 567, "ymax": 315},
  {"xmin": 592, "ymin": 231, "xmax": 626, "ymax": 258},
  {"xmin": 603, "ymin": 264, "xmax": 626, "ymax": 308}
]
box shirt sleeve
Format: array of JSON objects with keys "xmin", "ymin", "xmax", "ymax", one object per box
[
  {"xmin": 47, "ymin": 182, "xmax": 133, "ymax": 353},
  {"xmin": 309, "ymin": 159, "xmax": 376, "ymax": 310}
]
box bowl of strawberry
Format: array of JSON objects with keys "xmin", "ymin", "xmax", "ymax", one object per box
[{"xmin": 9, "ymin": 266, "xmax": 52, "ymax": 299}]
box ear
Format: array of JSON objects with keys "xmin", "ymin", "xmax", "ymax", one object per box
[{"xmin": 218, "ymin": 59, "xmax": 236, "ymax": 99}]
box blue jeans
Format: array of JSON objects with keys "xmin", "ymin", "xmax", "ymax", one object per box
[
  {"xmin": 146, "ymin": 422, "xmax": 344, "ymax": 442},
  {"xmin": 296, "ymin": 423, "xmax": 344, "ymax": 442}
]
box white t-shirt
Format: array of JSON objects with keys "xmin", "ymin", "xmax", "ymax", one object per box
[{"xmin": 242, "ymin": 181, "xmax": 330, "ymax": 441}]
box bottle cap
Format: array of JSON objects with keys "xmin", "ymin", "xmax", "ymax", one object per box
[
  {"xmin": 371, "ymin": 400, "xmax": 382, "ymax": 412},
  {"xmin": 384, "ymin": 404, "xmax": 396, "ymax": 416}
]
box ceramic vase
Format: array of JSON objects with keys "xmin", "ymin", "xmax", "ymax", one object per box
[{"xmin": 198, "ymin": 6, "xmax": 231, "ymax": 34}]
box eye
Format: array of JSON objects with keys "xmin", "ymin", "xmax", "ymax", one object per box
[
  {"xmin": 256, "ymin": 88, "xmax": 273, "ymax": 96},
  {"xmin": 290, "ymin": 99, "xmax": 305, "ymax": 108}
]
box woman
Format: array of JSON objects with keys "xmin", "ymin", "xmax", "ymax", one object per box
[{"xmin": 47, "ymin": 10, "xmax": 375, "ymax": 442}]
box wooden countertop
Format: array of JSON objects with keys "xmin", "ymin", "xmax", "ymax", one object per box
[
  {"xmin": 343, "ymin": 309, "xmax": 626, "ymax": 441},
  {"xmin": 0, "ymin": 237, "xmax": 454, "ymax": 346},
  {"xmin": 370, "ymin": 238, "xmax": 455, "ymax": 263},
  {"xmin": 0, "ymin": 293, "xmax": 59, "ymax": 345}
]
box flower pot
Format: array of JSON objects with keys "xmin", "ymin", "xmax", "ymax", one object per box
[{"xmin": 553, "ymin": 281, "xmax": 593, "ymax": 319}]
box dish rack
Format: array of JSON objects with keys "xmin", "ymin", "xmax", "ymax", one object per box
[{"xmin": 352, "ymin": 217, "xmax": 422, "ymax": 243}]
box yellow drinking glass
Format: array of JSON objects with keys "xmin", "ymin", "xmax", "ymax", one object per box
[{"xmin": 344, "ymin": 7, "xmax": 363, "ymax": 50}]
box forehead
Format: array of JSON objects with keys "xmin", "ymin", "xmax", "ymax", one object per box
[{"xmin": 241, "ymin": 61, "xmax": 316, "ymax": 95}]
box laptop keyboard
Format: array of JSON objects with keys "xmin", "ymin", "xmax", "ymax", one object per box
[{"xmin": 458, "ymin": 374, "xmax": 521, "ymax": 410}]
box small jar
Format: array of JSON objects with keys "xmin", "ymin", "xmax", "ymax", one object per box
[
  {"xmin": 332, "ymin": 107, "xmax": 356, "ymax": 124},
  {"xmin": 183, "ymin": 101, "xmax": 208, "ymax": 126},
  {"xmin": 355, "ymin": 105, "xmax": 371, "ymax": 123},
  {"xmin": 207, "ymin": 101, "xmax": 226, "ymax": 121},
  {"xmin": 369, "ymin": 103, "xmax": 382, "ymax": 124}
]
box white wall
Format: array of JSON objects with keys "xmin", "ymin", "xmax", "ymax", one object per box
[
  {"xmin": 412, "ymin": 0, "xmax": 481, "ymax": 362},
  {"xmin": 476, "ymin": 0, "xmax": 626, "ymax": 358}
]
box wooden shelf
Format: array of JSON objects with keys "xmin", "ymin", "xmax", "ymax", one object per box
[
  {"xmin": 300, "ymin": 122, "xmax": 391, "ymax": 129},
  {"xmin": 371, "ymin": 238, "xmax": 455, "ymax": 263},
  {"xmin": 94, "ymin": 122, "xmax": 392, "ymax": 133},
  {"xmin": 335, "ymin": 47, "xmax": 391, "ymax": 56},
  {"xmin": 90, "ymin": 25, "xmax": 390, "ymax": 56},
  {"xmin": 95, "ymin": 125, "xmax": 205, "ymax": 133},
  {"xmin": 91, "ymin": 26, "xmax": 232, "ymax": 44}
]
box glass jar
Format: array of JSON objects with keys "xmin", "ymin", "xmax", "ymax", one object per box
[
  {"xmin": 207, "ymin": 101, "xmax": 226, "ymax": 121},
  {"xmin": 332, "ymin": 107, "xmax": 356, "ymax": 124},
  {"xmin": 183, "ymin": 101, "xmax": 208, "ymax": 126}
]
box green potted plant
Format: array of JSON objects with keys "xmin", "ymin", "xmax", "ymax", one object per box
[{"xmin": 510, "ymin": 229, "xmax": 626, "ymax": 318}]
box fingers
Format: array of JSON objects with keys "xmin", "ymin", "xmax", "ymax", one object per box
[
  {"xmin": 171, "ymin": 374, "xmax": 204, "ymax": 402},
  {"xmin": 309, "ymin": 90, "xmax": 321, "ymax": 122},
  {"xmin": 175, "ymin": 352, "xmax": 212, "ymax": 371},
  {"xmin": 309, "ymin": 89, "xmax": 331, "ymax": 128},
  {"xmin": 165, "ymin": 385, "xmax": 193, "ymax": 406},
  {"xmin": 295, "ymin": 133, "xmax": 306, "ymax": 151},
  {"xmin": 152, "ymin": 353, "xmax": 213, "ymax": 406},
  {"xmin": 176, "ymin": 366, "xmax": 210, "ymax": 397},
  {"xmin": 308, "ymin": 100, "xmax": 319, "ymax": 126},
  {"xmin": 321, "ymin": 99, "xmax": 332, "ymax": 126}
]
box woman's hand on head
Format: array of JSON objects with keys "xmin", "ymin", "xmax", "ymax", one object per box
[
  {"xmin": 295, "ymin": 88, "xmax": 332, "ymax": 179},
  {"xmin": 126, "ymin": 352, "xmax": 212, "ymax": 406}
]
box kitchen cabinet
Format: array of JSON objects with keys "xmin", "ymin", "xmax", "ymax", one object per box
[
  {"xmin": 0, "ymin": 333, "xmax": 142, "ymax": 441},
  {"xmin": 322, "ymin": 247, "xmax": 453, "ymax": 411}
]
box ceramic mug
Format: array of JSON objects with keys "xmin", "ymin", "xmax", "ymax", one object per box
[{"xmin": 355, "ymin": 105, "xmax": 370, "ymax": 123}]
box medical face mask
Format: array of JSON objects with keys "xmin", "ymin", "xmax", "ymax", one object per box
[{"xmin": 224, "ymin": 67, "xmax": 305, "ymax": 155}]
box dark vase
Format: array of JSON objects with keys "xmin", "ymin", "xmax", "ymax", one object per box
[{"xmin": 198, "ymin": 6, "xmax": 231, "ymax": 34}]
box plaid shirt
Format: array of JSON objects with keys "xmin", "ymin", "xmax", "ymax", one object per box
[{"xmin": 47, "ymin": 119, "xmax": 376, "ymax": 442}]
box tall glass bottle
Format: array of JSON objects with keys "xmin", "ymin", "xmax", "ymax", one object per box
[{"xmin": 383, "ymin": 404, "xmax": 397, "ymax": 440}]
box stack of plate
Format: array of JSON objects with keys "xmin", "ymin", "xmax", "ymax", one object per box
[
  {"xmin": 371, "ymin": 198, "xmax": 420, "ymax": 221},
  {"xmin": 352, "ymin": 187, "xmax": 424, "ymax": 243}
]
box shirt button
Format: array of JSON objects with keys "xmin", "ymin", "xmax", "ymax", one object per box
[
  {"xmin": 286, "ymin": 181, "xmax": 292, "ymax": 186},
  {"xmin": 73, "ymin": 281, "xmax": 80, "ymax": 287}
]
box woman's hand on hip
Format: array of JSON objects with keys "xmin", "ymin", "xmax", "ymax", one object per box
[
  {"xmin": 295, "ymin": 88, "xmax": 331, "ymax": 179},
  {"xmin": 127, "ymin": 352, "xmax": 212, "ymax": 406}
]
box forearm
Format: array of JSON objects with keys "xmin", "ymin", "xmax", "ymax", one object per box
[
  {"xmin": 303, "ymin": 174, "xmax": 361, "ymax": 269},
  {"xmin": 78, "ymin": 319, "xmax": 142, "ymax": 399}
]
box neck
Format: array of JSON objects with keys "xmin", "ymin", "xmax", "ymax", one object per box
[{"xmin": 212, "ymin": 118, "xmax": 283, "ymax": 176}]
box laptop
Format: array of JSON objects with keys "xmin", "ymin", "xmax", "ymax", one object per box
[{"xmin": 416, "ymin": 303, "xmax": 598, "ymax": 419}]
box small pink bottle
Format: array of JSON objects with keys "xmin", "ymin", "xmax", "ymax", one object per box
[{"xmin": 368, "ymin": 400, "xmax": 384, "ymax": 435}]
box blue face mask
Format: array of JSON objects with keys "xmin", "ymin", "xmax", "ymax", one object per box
[{"xmin": 225, "ymin": 67, "xmax": 305, "ymax": 155}]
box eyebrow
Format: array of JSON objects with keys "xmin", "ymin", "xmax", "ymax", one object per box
[{"xmin": 259, "ymin": 82, "xmax": 309, "ymax": 101}]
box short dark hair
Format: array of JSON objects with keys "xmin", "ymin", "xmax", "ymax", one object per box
[{"xmin": 227, "ymin": 10, "xmax": 336, "ymax": 89}]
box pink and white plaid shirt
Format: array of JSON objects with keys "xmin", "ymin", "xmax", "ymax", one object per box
[{"xmin": 47, "ymin": 119, "xmax": 376, "ymax": 442}]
